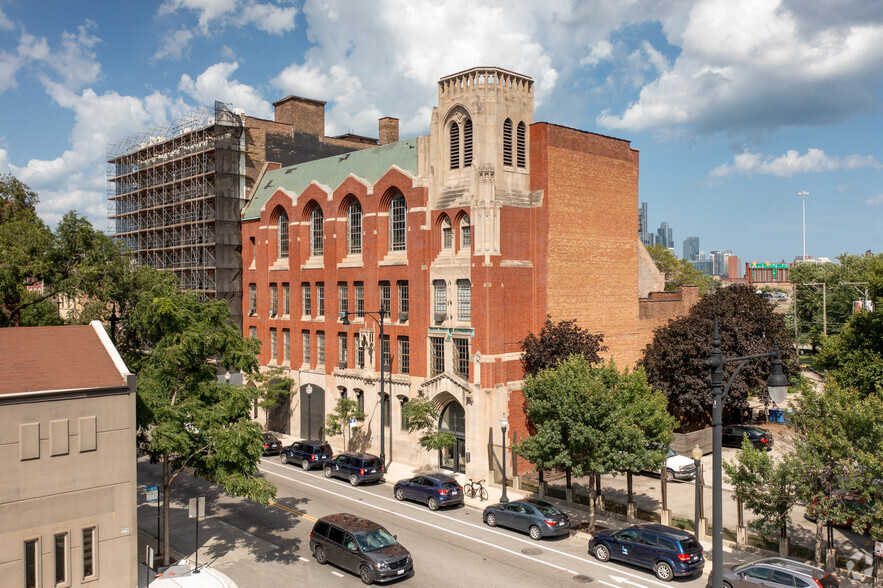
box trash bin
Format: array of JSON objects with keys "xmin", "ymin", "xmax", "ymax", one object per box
[{"xmin": 768, "ymin": 408, "xmax": 784, "ymax": 423}]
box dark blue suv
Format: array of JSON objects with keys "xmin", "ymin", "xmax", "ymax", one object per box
[
  {"xmin": 589, "ymin": 524, "xmax": 704, "ymax": 581},
  {"xmin": 393, "ymin": 473, "xmax": 464, "ymax": 510},
  {"xmin": 280, "ymin": 440, "xmax": 332, "ymax": 471},
  {"xmin": 324, "ymin": 452, "xmax": 384, "ymax": 486}
]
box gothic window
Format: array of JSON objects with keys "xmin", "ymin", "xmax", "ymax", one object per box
[
  {"xmin": 389, "ymin": 193, "xmax": 407, "ymax": 251},
  {"xmin": 442, "ymin": 217, "xmax": 452, "ymax": 249},
  {"xmin": 277, "ymin": 211, "xmax": 289, "ymax": 258},
  {"xmin": 517, "ymin": 121, "xmax": 526, "ymax": 168},
  {"xmin": 460, "ymin": 216, "xmax": 471, "ymax": 248},
  {"xmin": 449, "ymin": 121, "xmax": 460, "ymax": 169},
  {"xmin": 503, "ymin": 118, "xmax": 513, "ymax": 166},
  {"xmin": 310, "ymin": 206, "xmax": 324, "ymax": 256},
  {"xmin": 463, "ymin": 119, "xmax": 473, "ymax": 167},
  {"xmin": 347, "ymin": 200, "xmax": 362, "ymax": 254}
]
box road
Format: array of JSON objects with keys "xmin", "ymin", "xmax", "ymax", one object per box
[{"xmin": 137, "ymin": 457, "xmax": 710, "ymax": 588}]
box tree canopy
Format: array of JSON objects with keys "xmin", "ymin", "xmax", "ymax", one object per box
[
  {"xmin": 401, "ymin": 396, "xmax": 456, "ymax": 451},
  {"xmin": 325, "ymin": 397, "xmax": 366, "ymax": 451},
  {"xmin": 521, "ymin": 316, "xmax": 606, "ymax": 376},
  {"xmin": 640, "ymin": 284, "xmax": 799, "ymax": 429},
  {"xmin": 815, "ymin": 309, "xmax": 883, "ymax": 397},
  {"xmin": 646, "ymin": 243, "xmax": 717, "ymax": 296}
]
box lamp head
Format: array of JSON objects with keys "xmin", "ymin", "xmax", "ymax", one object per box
[
  {"xmin": 306, "ymin": 384, "xmax": 313, "ymax": 396},
  {"xmin": 691, "ymin": 443, "xmax": 703, "ymax": 462},
  {"xmin": 766, "ymin": 351, "xmax": 789, "ymax": 405},
  {"xmin": 341, "ymin": 312, "xmax": 350, "ymax": 329},
  {"xmin": 500, "ymin": 412, "xmax": 508, "ymax": 431}
]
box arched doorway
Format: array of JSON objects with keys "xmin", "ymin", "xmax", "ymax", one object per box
[
  {"xmin": 438, "ymin": 401, "xmax": 465, "ymax": 473},
  {"xmin": 300, "ymin": 384, "xmax": 325, "ymax": 441}
]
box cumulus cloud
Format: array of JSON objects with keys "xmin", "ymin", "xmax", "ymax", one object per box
[
  {"xmin": 865, "ymin": 194, "xmax": 883, "ymax": 206},
  {"xmin": 708, "ymin": 148, "xmax": 882, "ymax": 179},
  {"xmin": 158, "ymin": 0, "xmax": 237, "ymax": 32},
  {"xmin": 178, "ymin": 62, "xmax": 272, "ymax": 118},
  {"xmin": 580, "ymin": 40, "xmax": 613, "ymax": 67},
  {"xmin": 242, "ymin": 2, "xmax": 297, "ymax": 35},
  {"xmin": 1, "ymin": 24, "xmax": 101, "ymax": 93},
  {"xmin": 152, "ymin": 28, "xmax": 195, "ymax": 62}
]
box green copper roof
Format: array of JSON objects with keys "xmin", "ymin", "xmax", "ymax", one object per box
[{"xmin": 242, "ymin": 138, "xmax": 419, "ymax": 220}]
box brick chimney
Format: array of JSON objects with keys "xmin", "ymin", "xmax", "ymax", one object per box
[
  {"xmin": 378, "ymin": 117, "xmax": 399, "ymax": 145},
  {"xmin": 273, "ymin": 96, "xmax": 326, "ymax": 137}
]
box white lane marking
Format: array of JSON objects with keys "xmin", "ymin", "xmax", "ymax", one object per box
[
  {"xmin": 260, "ymin": 461, "xmax": 671, "ymax": 586},
  {"xmin": 298, "ymin": 556, "xmax": 309, "ymax": 562},
  {"xmin": 598, "ymin": 581, "xmax": 619, "ymax": 588},
  {"xmin": 331, "ymin": 571, "xmax": 344, "ymax": 577},
  {"xmin": 611, "ymin": 574, "xmax": 649, "ymax": 587}
]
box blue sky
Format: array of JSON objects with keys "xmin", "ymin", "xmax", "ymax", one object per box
[{"xmin": 1, "ymin": 0, "xmax": 880, "ymax": 265}]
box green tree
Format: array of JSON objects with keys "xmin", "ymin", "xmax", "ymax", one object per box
[
  {"xmin": 401, "ymin": 396, "xmax": 456, "ymax": 451},
  {"xmin": 640, "ymin": 284, "xmax": 799, "ymax": 429},
  {"xmin": 521, "ymin": 316, "xmax": 607, "ymax": 377},
  {"xmin": 130, "ymin": 279, "xmax": 271, "ymax": 566},
  {"xmin": 253, "ymin": 366, "xmax": 294, "ymax": 412},
  {"xmin": 646, "ymin": 243, "xmax": 717, "ymax": 296},
  {"xmin": 815, "ymin": 309, "xmax": 883, "ymax": 397},
  {"xmin": 325, "ymin": 397, "xmax": 366, "ymax": 451}
]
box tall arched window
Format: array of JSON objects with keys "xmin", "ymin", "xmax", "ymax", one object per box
[
  {"xmin": 463, "ymin": 119, "xmax": 473, "ymax": 168},
  {"xmin": 277, "ymin": 211, "xmax": 289, "ymax": 259},
  {"xmin": 449, "ymin": 121, "xmax": 460, "ymax": 169},
  {"xmin": 310, "ymin": 206, "xmax": 324, "ymax": 256},
  {"xmin": 516, "ymin": 121, "xmax": 526, "ymax": 168},
  {"xmin": 389, "ymin": 193, "xmax": 407, "ymax": 252},
  {"xmin": 441, "ymin": 217, "xmax": 452, "ymax": 249},
  {"xmin": 502, "ymin": 118, "xmax": 513, "ymax": 167},
  {"xmin": 460, "ymin": 215, "xmax": 471, "ymax": 249},
  {"xmin": 347, "ymin": 200, "xmax": 362, "ymax": 255}
]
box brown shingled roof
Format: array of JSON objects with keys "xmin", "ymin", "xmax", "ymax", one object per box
[{"xmin": 0, "ymin": 324, "xmax": 128, "ymax": 396}]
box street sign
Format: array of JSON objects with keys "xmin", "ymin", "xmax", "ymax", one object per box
[
  {"xmin": 188, "ymin": 497, "xmax": 205, "ymax": 519},
  {"xmin": 349, "ymin": 418, "xmax": 356, "ymax": 428},
  {"xmin": 146, "ymin": 485, "xmax": 159, "ymax": 503},
  {"xmin": 146, "ymin": 545, "xmax": 155, "ymax": 570},
  {"xmin": 875, "ymin": 541, "xmax": 882, "ymax": 557}
]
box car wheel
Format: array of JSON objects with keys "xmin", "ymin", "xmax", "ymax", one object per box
[
  {"xmin": 359, "ymin": 565, "xmax": 374, "ymax": 585},
  {"xmin": 723, "ymin": 582, "xmax": 734, "ymax": 588},
  {"xmin": 350, "ymin": 474, "xmax": 360, "ymax": 487},
  {"xmin": 301, "ymin": 459, "xmax": 310, "ymax": 471},
  {"xmin": 324, "ymin": 467, "xmax": 332, "ymax": 478},
  {"xmin": 427, "ymin": 497, "xmax": 439, "ymax": 511},
  {"xmin": 485, "ymin": 513, "xmax": 497, "ymax": 527},
  {"xmin": 665, "ymin": 469, "xmax": 675, "ymax": 481},
  {"xmin": 594, "ymin": 543, "xmax": 610, "ymax": 562},
  {"xmin": 314, "ymin": 546, "xmax": 327, "ymax": 565},
  {"xmin": 395, "ymin": 488, "xmax": 405, "ymax": 501},
  {"xmin": 529, "ymin": 525, "xmax": 542, "ymax": 541},
  {"xmin": 654, "ymin": 561, "xmax": 674, "ymax": 581},
  {"xmin": 280, "ymin": 453, "xmax": 288, "ymax": 464}
]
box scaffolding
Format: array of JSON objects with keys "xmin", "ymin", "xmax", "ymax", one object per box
[{"xmin": 107, "ymin": 102, "xmax": 244, "ymax": 305}]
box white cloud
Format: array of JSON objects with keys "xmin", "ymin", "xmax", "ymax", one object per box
[
  {"xmin": 580, "ymin": 40, "xmax": 613, "ymax": 67},
  {"xmin": 152, "ymin": 28, "xmax": 195, "ymax": 62},
  {"xmin": 865, "ymin": 194, "xmax": 883, "ymax": 206},
  {"xmin": 242, "ymin": 3, "xmax": 297, "ymax": 35},
  {"xmin": 0, "ymin": 6, "xmax": 13, "ymax": 30},
  {"xmin": 178, "ymin": 62, "xmax": 272, "ymax": 118},
  {"xmin": 708, "ymin": 148, "xmax": 882, "ymax": 179},
  {"xmin": 1, "ymin": 25, "xmax": 101, "ymax": 93},
  {"xmin": 158, "ymin": 0, "xmax": 237, "ymax": 32}
]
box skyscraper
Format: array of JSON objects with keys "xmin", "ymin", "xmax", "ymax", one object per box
[
  {"xmin": 656, "ymin": 221, "xmax": 673, "ymax": 249},
  {"xmin": 683, "ymin": 236, "xmax": 700, "ymax": 261}
]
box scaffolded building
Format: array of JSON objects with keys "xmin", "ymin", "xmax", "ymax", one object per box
[{"xmin": 107, "ymin": 102, "xmax": 246, "ymax": 324}]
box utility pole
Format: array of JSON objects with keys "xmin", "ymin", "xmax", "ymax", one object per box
[
  {"xmin": 798, "ymin": 191, "xmax": 809, "ymax": 262},
  {"xmin": 840, "ymin": 282, "xmax": 870, "ymax": 313}
]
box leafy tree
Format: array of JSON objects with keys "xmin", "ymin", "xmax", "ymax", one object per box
[
  {"xmin": 521, "ymin": 316, "xmax": 606, "ymax": 376},
  {"xmin": 130, "ymin": 279, "xmax": 270, "ymax": 566},
  {"xmin": 514, "ymin": 356, "xmax": 674, "ymax": 530},
  {"xmin": 253, "ymin": 366, "xmax": 294, "ymax": 412},
  {"xmin": 324, "ymin": 397, "xmax": 366, "ymax": 451},
  {"xmin": 815, "ymin": 309, "xmax": 883, "ymax": 397},
  {"xmin": 401, "ymin": 396, "xmax": 456, "ymax": 451},
  {"xmin": 646, "ymin": 243, "xmax": 717, "ymax": 296},
  {"xmin": 640, "ymin": 284, "xmax": 799, "ymax": 429}
]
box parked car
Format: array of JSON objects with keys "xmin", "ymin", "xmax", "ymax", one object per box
[
  {"xmin": 281, "ymin": 440, "xmax": 333, "ymax": 471},
  {"xmin": 721, "ymin": 425, "xmax": 774, "ymax": 450},
  {"xmin": 261, "ymin": 432, "xmax": 282, "ymax": 456},
  {"xmin": 714, "ymin": 557, "xmax": 839, "ymax": 588},
  {"xmin": 588, "ymin": 523, "xmax": 704, "ymax": 581},
  {"xmin": 393, "ymin": 473, "xmax": 464, "ymax": 510},
  {"xmin": 483, "ymin": 499, "xmax": 571, "ymax": 540},
  {"xmin": 310, "ymin": 513, "xmax": 412, "ymax": 584},
  {"xmin": 324, "ymin": 452, "xmax": 385, "ymax": 486},
  {"xmin": 805, "ymin": 489, "xmax": 870, "ymax": 534}
]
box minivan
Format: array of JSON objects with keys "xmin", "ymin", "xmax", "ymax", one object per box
[
  {"xmin": 324, "ymin": 452, "xmax": 385, "ymax": 486},
  {"xmin": 589, "ymin": 523, "xmax": 704, "ymax": 581},
  {"xmin": 280, "ymin": 440, "xmax": 332, "ymax": 471},
  {"xmin": 310, "ymin": 513, "xmax": 413, "ymax": 584}
]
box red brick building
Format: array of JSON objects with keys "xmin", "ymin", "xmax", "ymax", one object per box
[{"xmin": 241, "ymin": 67, "xmax": 695, "ymax": 477}]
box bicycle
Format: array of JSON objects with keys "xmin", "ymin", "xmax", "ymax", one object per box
[{"xmin": 464, "ymin": 479, "xmax": 488, "ymax": 501}]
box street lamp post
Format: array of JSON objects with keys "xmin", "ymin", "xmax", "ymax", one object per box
[
  {"xmin": 798, "ymin": 190, "xmax": 809, "ymax": 261},
  {"xmin": 342, "ymin": 309, "xmax": 387, "ymax": 464},
  {"xmin": 692, "ymin": 443, "xmax": 704, "ymax": 537},
  {"xmin": 306, "ymin": 384, "xmax": 313, "ymax": 439},
  {"xmin": 500, "ymin": 413, "xmax": 509, "ymax": 503},
  {"xmin": 705, "ymin": 317, "xmax": 790, "ymax": 588}
]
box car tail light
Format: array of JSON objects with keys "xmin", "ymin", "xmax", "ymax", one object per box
[
  {"xmin": 309, "ymin": 531, "xmax": 313, "ymax": 539},
  {"xmin": 545, "ymin": 519, "xmax": 557, "ymax": 527},
  {"xmin": 439, "ymin": 489, "xmax": 449, "ymax": 495},
  {"xmin": 761, "ymin": 437, "xmax": 768, "ymax": 443},
  {"xmin": 677, "ymin": 553, "xmax": 691, "ymax": 562},
  {"xmin": 381, "ymin": 465, "xmax": 385, "ymax": 473},
  {"xmin": 311, "ymin": 454, "xmax": 317, "ymax": 461},
  {"xmin": 360, "ymin": 468, "xmax": 365, "ymax": 475},
  {"xmin": 263, "ymin": 443, "xmax": 269, "ymax": 448}
]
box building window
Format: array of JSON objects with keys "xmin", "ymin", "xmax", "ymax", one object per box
[
  {"xmin": 249, "ymin": 236, "xmax": 256, "ymax": 265},
  {"xmin": 82, "ymin": 527, "xmax": 96, "ymax": 580},
  {"xmin": 503, "ymin": 118, "xmax": 513, "ymax": 166},
  {"xmin": 24, "ymin": 538, "xmax": 39, "ymax": 588},
  {"xmin": 248, "ymin": 283, "xmax": 256, "ymax": 315},
  {"xmin": 283, "ymin": 329, "xmax": 290, "ymax": 362},
  {"xmin": 430, "ymin": 336, "xmax": 445, "ymax": 376},
  {"xmin": 398, "ymin": 336, "xmax": 409, "ymax": 374},
  {"xmin": 381, "ymin": 334, "xmax": 391, "ymax": 369},
  {"xmin": 434, "ymin": 280, "xmax": 447, "ymax": 317},
  {"xmin": 348, "ymin": 200, "xmax": 362, "ymax": 255},
  {"xmin": 516, "ymin": 121, "xmax": 526, "ymax": 168},
  {"xmin": 457, "ymin": 279, "xmax": 471, "ymax": 321},
  {"xmin": 270, "ymin": 283, "xmax": 278, "ymax": 316},
  {"xmin": 356, "ymin": 390, "xmax": 364, "ymax": 413},
  {"xmin": 355, "ymin": 282, "xmax": 364, "ymax": 317},
  {"xmin": 449, "ymin": 121, "xmax": 460, "ymax": 169},
  {"xmin": 400, "ymin": 398, "xmax": 409, "ymax": 430},
  {"xmin": 383, "ymin": 394, "xmax": 391, "ymax": 426},
  {"xmin": 277, "ymin": 211, "xmax": 289, "ymax": 258},
  {"xmin": 338, "ymin": 282, "xmax": 349, "ymax": 318},
  {"xmin": 282, "ymin": 283, "xmax": 290, "ymax": 315},
  {"xmin": 460, "ymin": 216, "xmax": 471, "ymax": 248},
  {"xmin": 302, "ymin": 283, "xmax": 311, "ymax": 317},
  {"xmin": 379, "ymin": 281, "xmax": 391, "ymax": 314},
  {"xmin": 54, "ymin": 531, "xmax": 69, "ymax": 585},
  {"xmin": 389, "ymin": 194, "xmax": 407, "ymax": 252},
  {"xmin": 338, "ymin": 334, "xmax": 348, "ymax": 368},
  {"xmin": 270, "ymin": 329, "xmax": 277, "ymax": 362},
  {"xmin": 356, "ymin": 333, "xmax": 364, "ymax": 368},
  {"xmin": 442, "ymin": 217, "xmax": 452, "ymax": 249},
  {"xmin": 454, "ymin": 338, "xmax": 470, "ymax": 379},
  {"xmin": 316, "ymin": 282, "xmax": 325, "ymax": 317},
  {"xmin": 249, "ymin": 326, "xmax": 257, "ymax": 339},
  {"xmin": 317, "ymin": 331, "xmax": 325, "ymax": 365},
  {"xmin": 310, "ymin": 206, "xmax": 324, "ymax": 256},
  {"xmin": 302, "ymin": 331, "xmax": 311, "ymax": 364},
  {"xmin": 397, "ymin": 281, "xmax": 409, "ymax": 317},
  {"xmin": 463, "ymin": 119, "xmax": 473, "ymax": 167}
]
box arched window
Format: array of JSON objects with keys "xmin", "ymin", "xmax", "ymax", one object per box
[
  {"xmin": 460, "ymin": 215, "xmax": 471, "ymax": 249},
  {"xmin": 463, "ymin": 119, "xmax": 473, "ymax": 168},
  {"xmin": 449, "ymin": 121, "xmax": 460, "ymax": 169},
  {"xmin": 503, "ymin": 118, "xmax": 513, "ymax": 167},
  {"xmin": 389, "ymin": 193, "xmax": 407, "ymax": 252},
  {"xmin": 441, "ymin": 217, "xmax": 452, "ymax": 249},
  {"xmin": 347, "ymin": 200, "xmax": 362, "ymax": 255},
  {"xmin": 310, "ymin": 206, "xmax": 323, "ymax": 256},
  {"xmin": 277, "ymin": 211, "xmax": 289, "ymax": 258},
  {"xmin": 516, "ymin": 121, "xmax": 526, "ymax": 168}
]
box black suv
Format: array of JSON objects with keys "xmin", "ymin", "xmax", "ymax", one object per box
[
  {"xmin": 310, "ymin": 513, "xmax": 412, "ymax": 584},
  {"xmin": 589, "ymin": 523, "xmax": 704, "ymax": 581},
  {"xmin": 324, "ymin": 452, "xmax": 385, "ymax": 486},
  {"xmin": 280, "ymin": 440, "xmax": 333, "ymax": 471}
]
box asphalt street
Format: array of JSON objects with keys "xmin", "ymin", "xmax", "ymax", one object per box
[{"xmin": 137, "ymin": 457, "xmax": 711, "ymax": 588}]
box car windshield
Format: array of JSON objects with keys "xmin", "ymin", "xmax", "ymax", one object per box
[
  {"xmin": 666, "ymin": 448, "xmax": 677, "ymax": 458},
  {"xmin": 744, "ymin": 426, "xmax": 767, "ymax": 436},
  {"xmin": 263, "ymin": 434, "xmax": 277, "ymax": 442},
  {"xmin": 679, "ymin": 537, "xmax": 702, "ymax": 552},
  {"xmin": 440, "ymin": 481, "xmax": 459, "ymax": 489},
  {"xmin": 534, "ymin": 503, "xmax": 562, "ymax": 516},
  {"xmin": 314, "ymin": 444, "xmax": 331, "ymax": 453},
  {"xmin": 355, "ymin": 529, "xmax": 397, "ymax": 553},
  {"xmin": 363, "ymin": 458, "xmax": 382, "ymax": 468}
]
